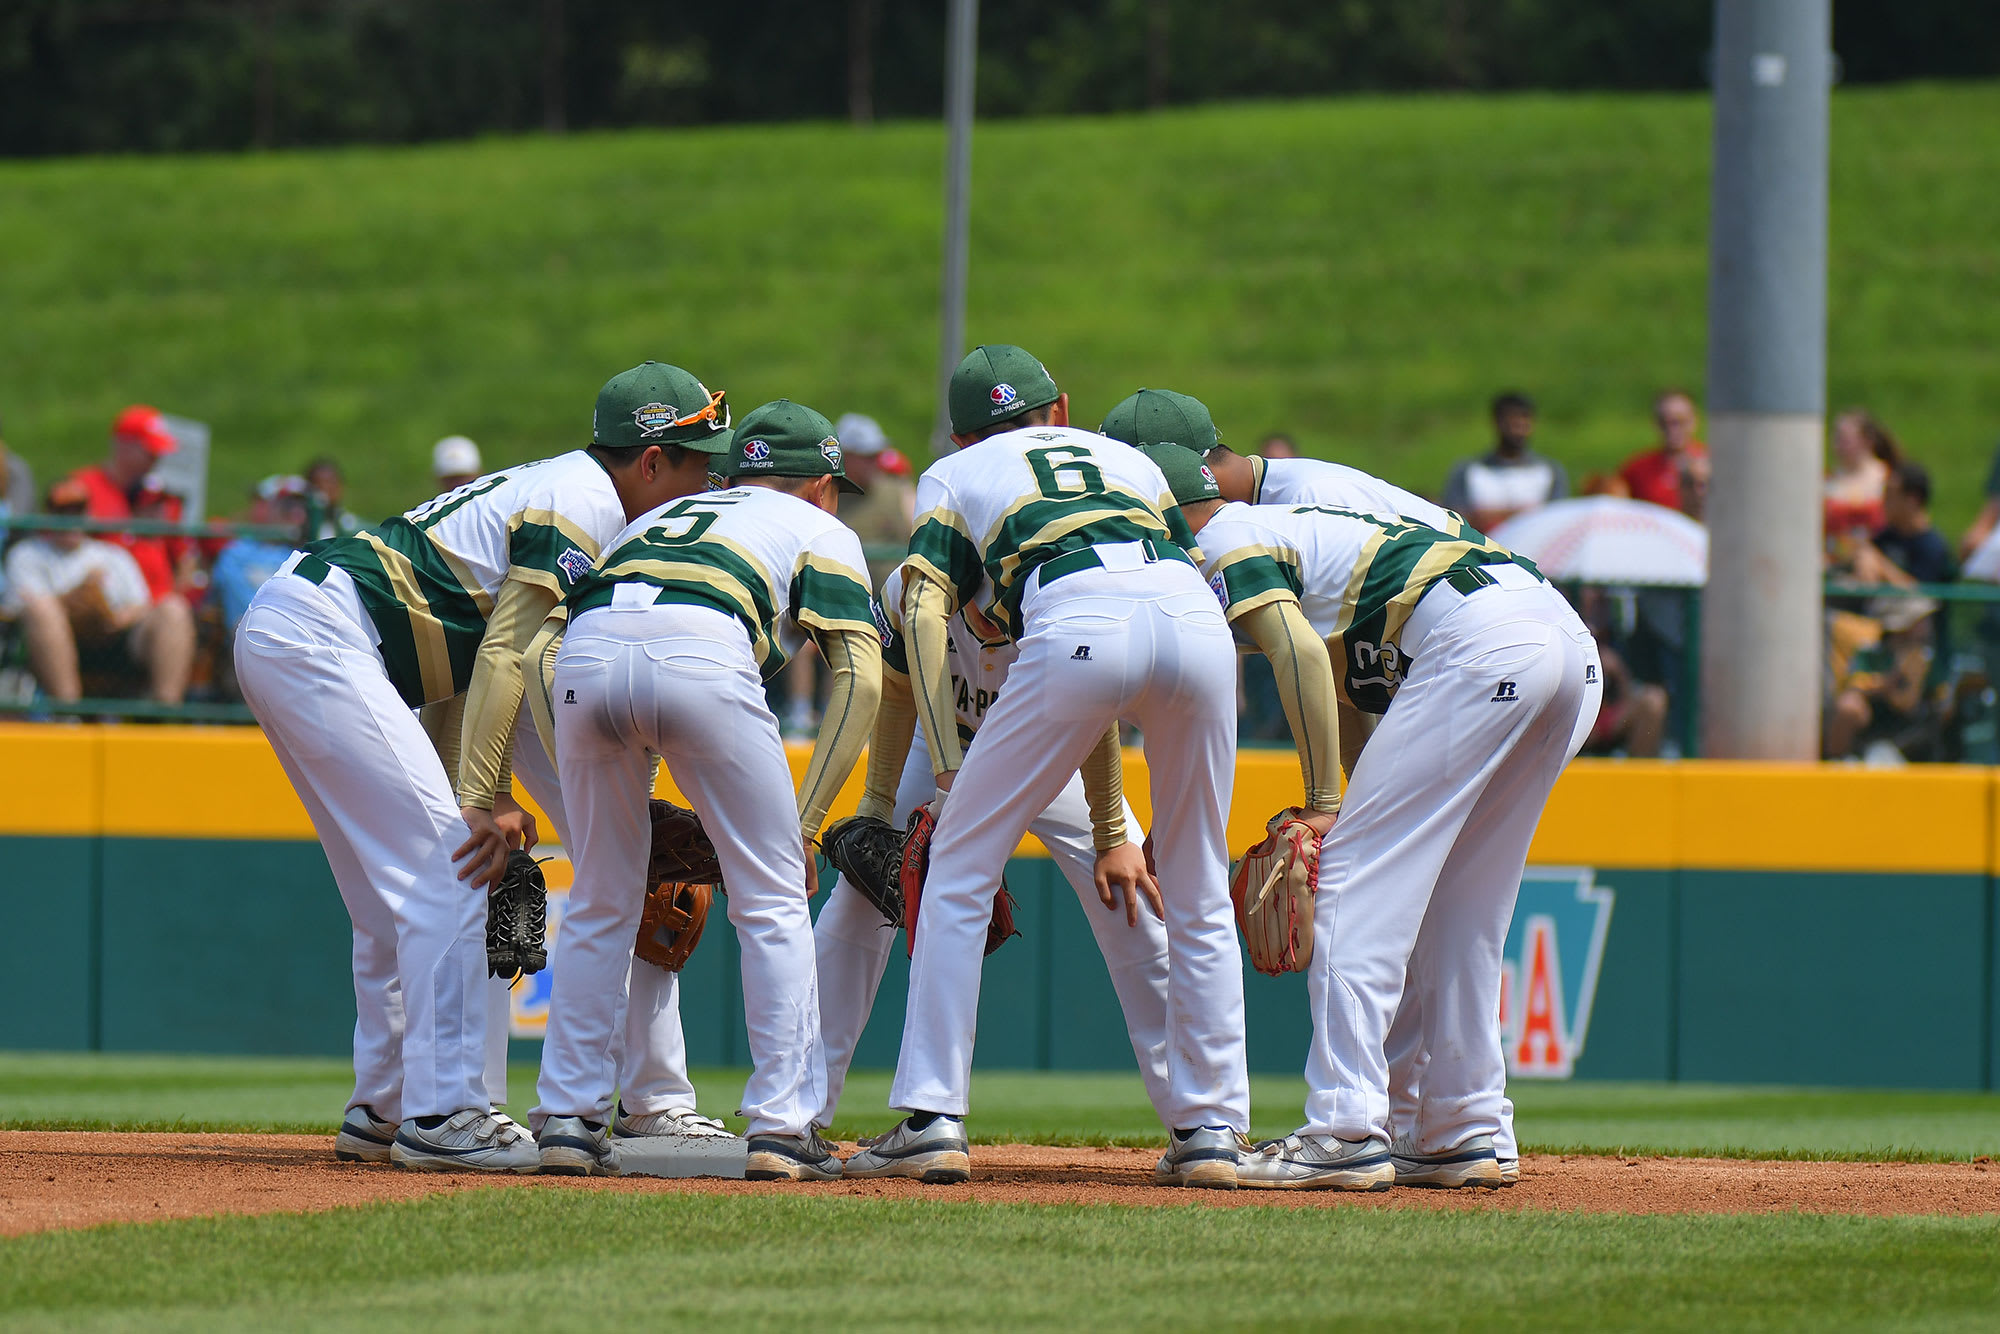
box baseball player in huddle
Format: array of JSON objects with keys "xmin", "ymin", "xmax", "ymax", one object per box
[
  {"xmin": 845, "ymin": 345, "xmax": 1248, "ymax": 1188},
  {"xmin": 1115, "ymin": 396, "xmax": 1527, "ymax": 1174},
  {"xmin": 813, "ymin": 559, "xmax": 1176, "ymax": 1129},
  {"xmin": 532, "ymin": 400, "xmax": 881, "ymax": 1182},
  {"xmin": 1138, "ymin": 425, "xmax": 1599, "ymax": 1190},
  {"xmin": 237, "ymin": 359, "xmax": 724, "ymax": 1172}
]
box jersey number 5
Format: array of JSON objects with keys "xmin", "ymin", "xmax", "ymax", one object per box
[
  {"xmin": 642, "ymin": 495, "xmax": 740, "ymax": 547},
  {"xmin": 1027, "ymin": 446, "xmax": 1106, "ymax": 499}
]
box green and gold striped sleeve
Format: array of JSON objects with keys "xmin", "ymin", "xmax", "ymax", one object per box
[
  {"xmin": 905, "ymin": 507, "xmax": 983, "ymax": 606},
  {"xmin": 507, "ymin": 508, "xmax": 602, "ymax": 599},
  {"xmin": 1211, "ymin": 543, "xmax": 1305, "ymax": 623},
  {"xmin": 791, "ymin": 553, "xmax": 877, "ymax": 638}
]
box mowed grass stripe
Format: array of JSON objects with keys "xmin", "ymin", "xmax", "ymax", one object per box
[
  {"xmin": 3, "ymin": 1054, "xmax": 1999, "ymax": 1161},
  {"xmin": 2, "ymin": 1191, "xmax": 1997, "ymax": 1332}
]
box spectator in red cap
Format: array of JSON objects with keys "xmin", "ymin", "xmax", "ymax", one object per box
[{"xmin": 67, "ymin": 405, "xmax": 195, "ymax": 602}]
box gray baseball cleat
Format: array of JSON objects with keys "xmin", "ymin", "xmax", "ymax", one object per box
[
  {"xmin": 334, "ymin": 1105, "xmax": 396, "ymax": 1164},
  {"xmin": 538, "ymin": 1115, "xmax": 616, "ymax": 1176},
  {"xmin": 1390, "ymin": 1133, "xmax": 1506, "ymax": 1189},
  {"xmin": 391, "ymin": 1108, "xmax": 540, "ymax": 1174},
  {"xmin": 613, "ymin": 1103, "xmax": 735, "ymax": 1139},
  {"xmin": 1499, "ymin": 1156, "xmax": 1521, "ymax": 1186},
  {"xmin": 744, "ymin": 1129, "xmax": 844, "ymax": 1181},
  {"xmin": 1153, "ymin": 1125, "xmax": 1248, "ymax": 1189},
  {"xmin": 841, "ymin": 1115, "xmax": 971, "ymax": 1184},
  {"xmin": 1236, "ymin": 1132, "xmax": 1395, "ymax": 1191}
]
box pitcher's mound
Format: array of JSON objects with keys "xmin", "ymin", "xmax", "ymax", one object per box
[{"xmin": 3, "ymin": 1131, "xmax": 1994, "ymax": 1236}]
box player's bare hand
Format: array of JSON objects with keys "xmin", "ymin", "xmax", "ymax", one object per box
[
  {"xmin": 1094, "ymin": 841, "xmax": 1163, "ymax": 927},
  {"xmin": 454, "ymin": 807, "xmax": 512, "ymax": 890},
  {"xmin": 1299, "ymin": 808, "xmax": 1339, "ymax": 839},
  {"xmin": 1141, "ymin": 832, "xmax": 1157, "ymax": 880},
  {"xmin": 492, "ymin": 792, "xmax": 539, "ymax": 852},
  {"xmin": 803, "ymin": 834, "xmax": 821, "ymax": 899}
]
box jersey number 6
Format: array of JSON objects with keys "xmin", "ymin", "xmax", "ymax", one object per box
[{"xmin": 1027, "ymin": 446, "xmax": 1106, "ymax": 500}]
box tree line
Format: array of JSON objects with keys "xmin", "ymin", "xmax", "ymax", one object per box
[{"xmin": 3, "ymin": 0, "xmax": 1993, "ymax": 156}]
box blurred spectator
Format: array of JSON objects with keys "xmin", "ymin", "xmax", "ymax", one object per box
[
  {"xmin": 1958, "ymin": 435, "xmax": 2000, "ymax": 560},
  {"xmin": 0, "ymin": 414, "xmax": 34, "ymax": 518},
  {"xmin": 1617, "ymin": 390, "xmax": 1707, "ymax": 515},
  {"xmin": 832, "ymin": 413, "xmax": 917, "ymax": 592},
  {"xmin": 302, "ymin": 456, "xmax": 362, "ymax": 541},
  {"xmin": 67, "ymin": 405, "xmax": 196, "ymax": 600},
  {"xmin": 212, "ymin": 476, "xmax": 307, "ymax": 634},
  {"xmin": 1573, "ymin": 586, "xmax": 1667, "ymax": 757},
  {"xmin": 3, "ymin": 479, "xmax": 194, "ymax": 705},
  {"xmin": 1441, "ymin": 391, "xmax": 1568, "ymax": 532},
  {"xmin": 432, "ymin": 435, "xmax": 483, "ymax": 492},
  {"xmin": 1260, "ymin": 433, "xmax": 1302, "ymax": 460},
  {"xmin": 1849, "ymin": 462, "xmax": 1953, "ymax": 590},
  {"xmin": 1824, "ymin": 409, "xmax": 1900, "ymax": 546}
]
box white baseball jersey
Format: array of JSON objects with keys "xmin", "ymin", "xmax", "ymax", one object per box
[
  {"xmin": 303, "ymin": 451, "xmax": 626, "ymax": 706},
  {"xmin": 905, "ymin": 425, "xmax": 1194, "ymax": 640},
  {"xmin": 1197, "ymin": 501, "xmax": 1529, "ymax": 714},
  {"xmin": 1251, "ymin": 455, "xmax": 1473, "ymax": 536},
  {"xmin": 558, "ymin": 486, "xmax": 876, "ymax": 676}
]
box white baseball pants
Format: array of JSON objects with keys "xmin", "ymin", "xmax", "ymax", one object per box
[
  {"xmin": 497, "ymin": 729, "xmax": 698, "ymax": 1117},
  {"xmin": 235, "ymin": 560, "xmax": 489, "ymax": 1122},
  {"xmin": 534, "ymin": 602, "xmax": 824, "ymax": 1137},
  {"xmin": 814, "ymin": 721, "xmax": 1172, "ymax": 1126},
  {"xmin": 889, "ymin": 559, "xmax": 1248, "ymax": 1132},
  {"xmin": 1304, "ymin": 574, "xmax": 1600, "ymax": 1149}
]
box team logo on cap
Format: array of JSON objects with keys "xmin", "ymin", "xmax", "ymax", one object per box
[
  {"xmin": 820, "ymin": 438, "xmax": 842, "ymax": 467},
  {"xmin": 1200, "ymin": 465, "xmax": 1219, "ymax": 489},
  {"xmin": 741, "ymin": 439, "xmax": 773, "ymax": 466},
  {"xmin": 989, "ymin": 383, "xmax": 1019, "ymax": 411},
  {"xmin": 633, "ymin": 402, "xmax": 677, "ymax": 438}
]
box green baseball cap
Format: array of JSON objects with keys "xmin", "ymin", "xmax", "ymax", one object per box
[
  {"xmin": 1136, "ymin": 443, "xmax": 1223, "ymax": 507},
  {"xmin": 725, "ymin": 399, "xmax": 864, "ymax": 494},
  {"xmin": 1099, "ymin": 388, "xmax": 1221, "ymax": 455},
  {"xmin": 592, "ymin": 361, "xmax": 732, "ymax": 454},
  {"xmin": 948, "ymin": 344, "xmax": 1060, "ymax": 435}
]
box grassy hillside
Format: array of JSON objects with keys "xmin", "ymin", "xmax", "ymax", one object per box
[{"xmin": 2, "ymin": 84, "xmax": 1996, "ymax": 530}]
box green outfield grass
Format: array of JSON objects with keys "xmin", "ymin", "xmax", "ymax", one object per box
[
  {"xmin": 5, "ymin": 1052, "xmax": 1997, "ymax": 1161},
  {"xmin": 4, "ymin": 85, "xmax": 1997, "ymax": 531},
  {"xmin": 2, "ymin": 1189, "xmax": 1997, "ymax": 1332}
]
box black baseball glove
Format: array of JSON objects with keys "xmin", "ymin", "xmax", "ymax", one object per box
[
  {"xmin": 649, "ymin": 797, "xmax": 724, "ymax": 886},
  {"xmin": 822, "ymin": 814, "xmax": 906, "ymax": 927},
  {"xmin": 488, "ymin": 849, "xmax": 549, "ymax": 980}
]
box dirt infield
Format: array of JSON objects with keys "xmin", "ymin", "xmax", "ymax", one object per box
[{"xmin": 2, "ymin": 1131, "xmax": 1995, "ymax": 1236}]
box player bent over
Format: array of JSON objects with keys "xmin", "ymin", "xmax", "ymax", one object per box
[
  {"xmin": 533, "ymin": 401, "xmax": 881, "ymax": 1181},
  {"xmin": 240, "ymin": 360, "xmax": 723, "ymax": 1172},
  {"xmin": 814, "ymin": 566, "xmax": 1174, "ymax": 1130},
  {"xmin": 1105, "ymin": 391, "xmax": 1526, "ymax": 1183},
  {"xmin": 845, "ymin": 346, "xmax": 1248, "ymax": 1188},
  {"xmin": 1147, "ymin": 437, "xmax": 1600, "ymax": 1190}
]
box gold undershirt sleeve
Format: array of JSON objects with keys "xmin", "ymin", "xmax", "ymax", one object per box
[
  {"xmin": 420, "ymin": 692, "xmax": 467, "ymax": 787},
  {"xmin": 859, "ymin": 664, "xmax": 917, "ymax": 823},
  {"xmin": 1236, "ymin": 597, "xmax": 1343, "ymax": 814},
  {"xmin": 796, "ymin": 624, "xmax": 883, "ymax": 843},
  {"xmin": 903, "ymin": 569, "xmax": 965, "ymax": 778},
  {"xmin": 457, "ymin": 577, "xmax": 560, "ymax": 810},
  {"xmin": 523, "ymin": 613, "xmax": 566, "ymax": 772},
  {"xmin": 1079, "ymin": 722, "xmax": 1129, "ymax": 852}
]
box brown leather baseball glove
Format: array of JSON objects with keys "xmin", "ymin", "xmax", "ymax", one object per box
[{"xmin": 634, "ymin": 881, "xmax": 713, "ymax": 972}]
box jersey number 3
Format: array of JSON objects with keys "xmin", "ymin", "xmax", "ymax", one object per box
[{"xmin": 1027, "ymin": 446, "xmax": 1106, "ymax": 500}]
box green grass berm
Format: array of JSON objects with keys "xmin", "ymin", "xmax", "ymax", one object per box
[{"xmin": 3, "ymin": 85, "xmax": 1997, "ymax": 531}]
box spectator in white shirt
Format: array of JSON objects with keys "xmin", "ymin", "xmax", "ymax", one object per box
[
  {"xmin": 1441, "ymin": 391, "xmax": 1569, "ymax": 534},
  {"xmin": 3, "ymin": 480, "xmax": 194, "ymax": 705}
]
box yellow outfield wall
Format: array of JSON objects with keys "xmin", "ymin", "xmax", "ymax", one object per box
[{"xmin": 0, "ymin": 723, "xmax": 1988, "ymax": 873}]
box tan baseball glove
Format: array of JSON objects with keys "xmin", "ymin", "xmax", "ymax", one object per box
[
  {"xmin": 634, "ymin": 881, "xmax": 713, "ymax": 973},
  {"xmin": 1228, "ymin": 807, "xmax": 1323, "ymax": 976}
]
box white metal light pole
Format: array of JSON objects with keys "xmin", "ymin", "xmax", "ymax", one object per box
[
  {"xmin": 932, "ymin": 0, "xmax": 979, "ymax": 453},
  {"xmin": 1700, "ymin": 0, "xmax": 1831, "ymax": 759}
]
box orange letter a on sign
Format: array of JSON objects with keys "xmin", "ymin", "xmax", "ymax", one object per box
[{"xmin": 1513, "ymin": 917, "xmax": 1570, "ymax": 1076}]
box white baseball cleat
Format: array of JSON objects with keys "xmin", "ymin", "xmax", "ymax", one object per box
[
  {"xmin": 390, "ymin": 1109, "xmax": 540, "ymax": 1174},
  {"xmin": 613, "ymin": 1103, "xmax": 735, "ymax": 1139},
  {"xmin": 841, "ymin": 1115, "xmax": 971, "ymax": 1184},
  {"xmin": 1153, "ymin": 1126, "xmax": 1248, "ymax": 1189},
  {"xmin": 1390, "ymin": 1133, "xmax": 1506, "ymax": 1189},
  {"xmin": 538, "ymin": 1115, "xmax": 616, "ymax": 1176},
  {"xmin": 1236, "ymin": 1132, "xmax": 1395, "ymax": 1191},
  {"xmin": 334, "ymin": 1105, "xmax": 396, "ymax": 1164},
  {"xmin": 1499, "ymin": 1156, "xmax": 1521, "ymax": 1186}
]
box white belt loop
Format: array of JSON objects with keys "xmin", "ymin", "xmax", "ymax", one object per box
[{"xmin": 610, "ymin": 582, "xmax": 664, "ymax": 611}]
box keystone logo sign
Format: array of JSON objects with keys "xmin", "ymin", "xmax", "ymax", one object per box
[{"xmin": 1497, "ymin": 867, "xmax": 1615, "ymax": 1079}]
